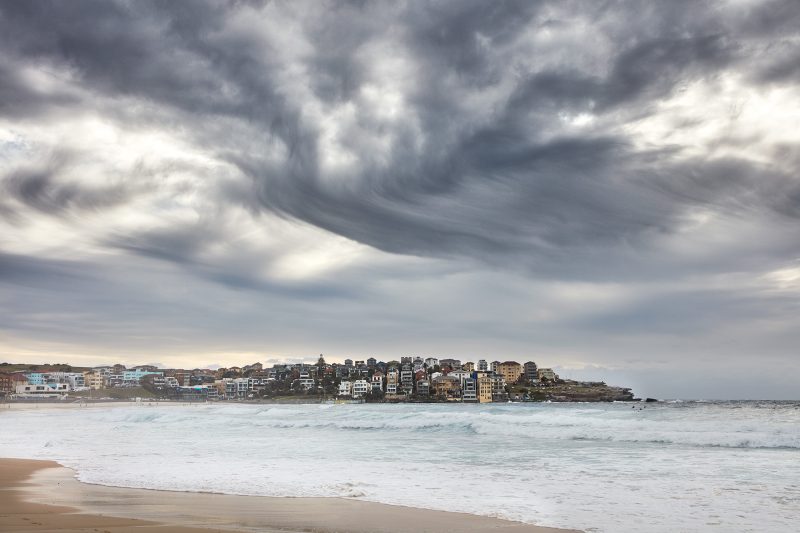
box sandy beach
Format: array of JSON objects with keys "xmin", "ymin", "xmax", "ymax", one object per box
[{"xmin": 0, "ymin": 458, "xmax": 580, "ymax": 533}]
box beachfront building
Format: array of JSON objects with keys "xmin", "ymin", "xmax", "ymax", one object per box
[
  {"xmin": 386, "ymin": 368, "xmax": 399, "ymax": 395},
  {"xmin": 352, "ymin": 380, "xmax": 370, "ymax": 398},
  {"xmin": 416, "ymin": 380, "xmax": 430, "ymax": 396},
  {"xmin": 107, "ymin": 369, "xmax": 163, "ymax": 387},
  {"xmin": 15, "ymin": 383, "xmax": 69, "ymax": 397},
  {"xmin": 462, "ymin": 378, "xmax": 477, "ymax": 402},
  {"xmin": 223, "ymin": 378, "xmax": 250, "ymax": 398},
  {"xmin": 523, "ymin": 361, "xmax": 538, "ymax": 382},
  {"xmin": 65, "ymin": 373, "xmax": 86, "ymax": 390},
  {"xmin": 338, "ymin": 381, "xmax": 352, "ymax": 397},
  {"xmin": 491, "ymin": 374, "xmax": 507, "ymax": 402},
  {"xmin": 0, "ymin": 373, "xmax": 28, "ymax": 395},
  {"xmin": 537, "ymin": 368, "xmax": 557, "ymax": 382},
  {"xmin": 496, "ymin": 361, "xmax": 522, "ymax": 384},
  {"xmin": 371, "ymin": 372, "xmax": 384, "ymax": 392},
  {"xmin": 83, "ymin": 371, "xmax": 106, "ymax": 390},
  {"xmin": 432, "ymin": 375, "xmax": 461, "ymax": 400},
  {"xmin": 449, "ymin": 369, "xmax": 471, "ymax": 387},
  {"xmin": 477, "ymin": 374, "xmax": 493, "ymax": 403},
  {"xmin": 400, "ymin": 368, "xmax": 414, "ymax": 394},
  {"xmin": 25, "ymin": 373, "xmax": 45, "ymax": 385}
]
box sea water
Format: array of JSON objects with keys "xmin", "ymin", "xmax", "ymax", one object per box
[{"xmin": 1, "ymin": 401, "xmax": 798, "ymax": 532}]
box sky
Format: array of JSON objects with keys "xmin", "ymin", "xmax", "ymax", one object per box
[{"xmin": 0, "ymin": 0, "xmax": 799, "ymax": 399}]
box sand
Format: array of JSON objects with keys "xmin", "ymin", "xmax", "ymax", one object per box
[{"xmin": 0, "ymin": 458, "xmax": 581, "ymax": 533}]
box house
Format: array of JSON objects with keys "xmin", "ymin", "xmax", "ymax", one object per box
[
  {"xmin": 424, "ymin": 357, "xmax": 439, "ymax": 369},
  {"xmin": 338, "ymin": 381, "xmax": 352, "ymax": 397},
  {"xmin": 386, "ymin": 367, "xmax": 399, "ymax": 395},
  {"xmin": 439, "ymin": 359, "xmax": 461, "ymax": 371},
  {"xmin": 371, "ymin": 372, "xmax": 384, "ymax": 392}
]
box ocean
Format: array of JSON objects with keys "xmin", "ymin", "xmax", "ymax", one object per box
[{"xmin": 1, "ymin": 401, "xmax": 798, "ymax": 532}]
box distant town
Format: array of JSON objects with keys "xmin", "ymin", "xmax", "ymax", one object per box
[{"xmin": 0, "ymin": 356, "xmax": 637, "ymax": 403}]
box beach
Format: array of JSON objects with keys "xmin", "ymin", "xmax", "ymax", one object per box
[
  {"xmin": 1, "ymin": 401, "xmax": 798, "ymax": 532},
  {"xmin": 0, "ymin": 458, "xmax": 578, "ymax": 533}
]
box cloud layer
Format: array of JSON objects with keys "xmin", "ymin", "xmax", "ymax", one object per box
[{"xmin": 1, "ymin": 0, "xmax": 799, "ymax": 398}]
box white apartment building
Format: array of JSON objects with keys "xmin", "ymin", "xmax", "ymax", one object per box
[
  {"xmin": 449, "ymin": 369, "xmax": 472, "ymax": 387},
  {"xmin": 15, "ymin": 383, "xmax": 69, "ymax": 396},
  {"xmin": 352, "ymin": 379, "xmax": 370, "ymax": 398},
  {"xmin": 338, "ymin": 381, "xmax": 352, "ymax": 396}
]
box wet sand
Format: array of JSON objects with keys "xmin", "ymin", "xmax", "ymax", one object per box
[{"xmin": 1, "ymin": 458, "xmax": 581, "ymax": 533}]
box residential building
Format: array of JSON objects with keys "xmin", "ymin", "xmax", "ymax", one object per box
[
  {"xmin": 523, "ymin": 361, "xmax": 538, "ymax": 382},
  {"xmin": 352, "ymin": 379, "xmax": 370, "ymax": 398},
  {"xmin": 0, "ymin": 373, "xmax": 27, "ymax": 395},
  {"xmin": 386, "ymin": 367, "xmax": 399, "ymax": 395},
  {"xmin": 432, "ymin": 375, "xmax": 461, "ymax": 399},
  {"xmin": 371, "ymin": 372, "xmax": 384, "ymax": 392},
  {"xmin": 449, "ymin": 369, "xmax": 471, "ymax": 387},
  {"xmin": 15, "ymin": 383, "xmax": 69, "ymax": 396},
  {"xmin": 491, "ymin": 374, "xmax": 507, "ymax": 402},
  {"xmin": 338, "ymin": 381, "xmax": 352, "ymax": 397},
  {"xmin": 496, "ymin": 361, "xmax": 522, "ymax": 384},
  {"xmin": 462, "ymin": 378, "xmax": 477, "ymax": 402},
  {"xmin": 439, "ymin": 359, "xmax": 461, "ymax": 371},
  {"xmin": 537, "ymin": 368, "xmax": 557, "ymax": 382},
  {"xmin": 416, "ymin": 380, "xmax": 430, "ymax": 396},
  {"xmin": 462, "ymin": 362, "xmax": 475, "ymax": 372},
  {"xmin": 424, "ymin": 357, "xmax": 439, "ymax": 369},
  {"xmin": 477, "ymin": 359, "xmax": 488, "ymax": 371},
  {"xmin": 82, "ymin": 371, "xmax": 105, "ymax": 390},
  {"xmin": 477, "ymin": 374, "xmax": 493, "ymax": 403},
  {"xmin": 400, "ymin": 367, "xmax": 414, "ymax": 394}
]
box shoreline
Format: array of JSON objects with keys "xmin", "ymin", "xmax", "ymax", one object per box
[{"xmin": 1, "ymin": 458, "xmax": 582, "ymax": 533}]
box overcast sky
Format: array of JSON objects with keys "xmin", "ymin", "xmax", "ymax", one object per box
[{"xmin": 1, "ymin": 0, "xmax": 799, "ymax": 399}]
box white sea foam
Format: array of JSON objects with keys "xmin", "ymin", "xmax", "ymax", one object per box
[{"xmin": 2, "ymin": 402, "xmax": 799, "ymax": 532}]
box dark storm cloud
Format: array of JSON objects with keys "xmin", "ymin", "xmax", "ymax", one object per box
[
  {"xmin": 2, "ymin": 153, "xmax": 131, "ymax": 218},
  {"xmin": 1, "ymin": 0, "xmax": 796, "ymax": 274}
]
